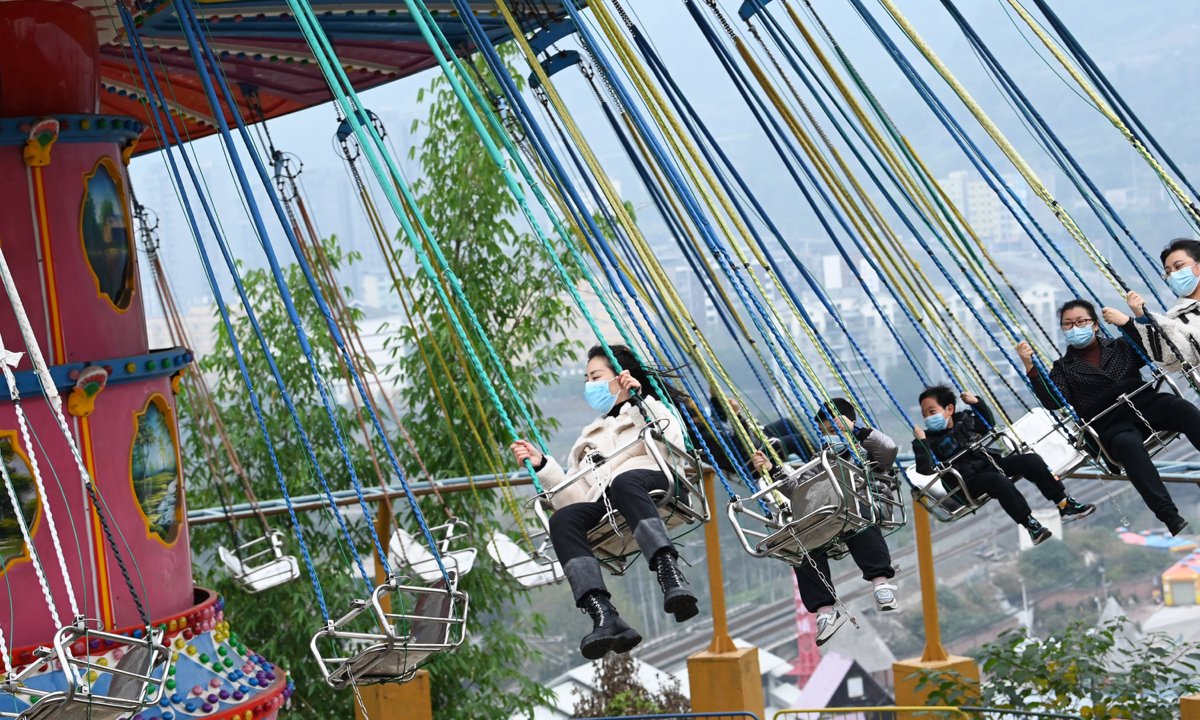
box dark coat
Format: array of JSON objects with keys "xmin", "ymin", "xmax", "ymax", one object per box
[
  {"xmin": 911, "ymin": 399, "xmax": 1000, "ymax": 477},
  {"xmin": 1028, "ymin": 328, "xmax": 1153, "ymax": 441}
]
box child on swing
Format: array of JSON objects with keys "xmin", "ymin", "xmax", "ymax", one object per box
[
  {"xmin": 912, "ymin": 385, "xmax": 1094, "ymax": 545},
  {"xmin": 750, "ymin": 398, "xmax": 899, "ymax": 645}
]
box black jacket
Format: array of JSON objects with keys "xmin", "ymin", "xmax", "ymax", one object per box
[
  {"xmin": 1028, "ymin": 328, "xmax": 1152, "ymax": 438},
  {"xmin": 912, "ymin": 399, "xmax": 1000, "ymax": 477}
]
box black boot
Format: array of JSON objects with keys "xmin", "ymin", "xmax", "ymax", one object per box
[
  {"xmin": 579, "ymin": 592, "xmax": 641, "ymax": 659},
  {"xmin": 653, "ymin": 551, "xmax": 698, "ymax": 621}
]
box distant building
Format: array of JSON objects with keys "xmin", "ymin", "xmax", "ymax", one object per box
[
  {"xmin": 1163, "ymin": 552, "xmax": 1200, "ymax": 606},
  {"xmin": 939, "ymin": 170, "xmax": 1028, "ymax": 248},
  {"xmin": 791, "ymin": 651, "xmax": 895, "ymax": 716}
]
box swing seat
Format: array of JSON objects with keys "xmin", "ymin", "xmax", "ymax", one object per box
[
  {"xmin": 7, "ymin": 622, "xmax": 171, "ymax": 720},
  {"xmin": 727, "ymin": 449, "xmax": 876, "ymax": 564},
  {"xmin": 531, "ymin": 417, "xmax": 707, "ymax": 576},
  {"xmin": 869, "ymin": 469, "xmax": 906, "ymax": 532},
  {"xmin": 1003, "ymin": 407, "xmax": 1089, "ymax": 478},
  {"xmin": 389, "ymin": 518, "xmax": 478, "ymax": 584},
  {"xmin": 485, "ymin": 532, "xmax": 563, "ymax": 589},
  {"xmin": 905, "ymin": 424, "xmax": 1029, "ymax": 522},
  {"xmin": 311, "ymin": 573, "xmax": 468, "ymax": 689},
  {"xmin": 1073, "ymin": 375, "xmax": 1182, "ymax": 471},
  {"xmin": 219, "ymin": 530, "xmax": 300, "ymax": 593}
]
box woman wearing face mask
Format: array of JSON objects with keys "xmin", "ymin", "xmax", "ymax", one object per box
[
  {"xmin": 1112, "ymin": 238, "xmax": 1200, "ymax": 374},
  {"xmin": 1018, "ymin": 299, "xmax": 1197, "ymax": 536},
  {"xmin": 510, "ymin": 344, "xmax": 696, "ymax": 660}
]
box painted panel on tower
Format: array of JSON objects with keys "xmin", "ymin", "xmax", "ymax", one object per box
[
  {"xmin": 81, "ymin": 157, "xmax": 134, "ymax": 311},
  {"xmin": 131, "ymin": 393, "xmax": 181, "ymax": 544},
  {"xmin": 0, "ymin": 431, "xmax": 37, "ymax": 572}
]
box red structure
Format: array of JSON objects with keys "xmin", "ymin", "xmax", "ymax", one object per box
[{"xmin": 792, "ymin": 573, "xmax": 821, "ymax": 689}]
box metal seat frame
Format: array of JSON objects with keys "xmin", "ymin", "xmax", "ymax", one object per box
[
  {"xmin": 219, "ymin": 529, "xmax": 300, "ymax": 593},
  {"xmin": 529, "ymin": 416, "xmax": 708, "ymax": 576},
  {"xmin": 727, "ymin": 449, "xmax": 877, "ymax": 564},
  {"xmin": 907, "ymin": 429, "xmax": 1012, "ymax": 522},
  {"xmin": 485, "ymin": 526, "xmax": 564, "ymax": 590},
  {"xmin": 310, "ymin": 573, "xmax": 468, "ymax": 690},
  {"xmin": 1, "ymin": 620, "xmax": 171, "ymax": 720},
  {"xmin": 389, "ymin": 517, "xmax": 478, "ymax": 583},
  {"xmin": 1072, "ymin": 374, "xmax": 1182, "ymax": 470}
]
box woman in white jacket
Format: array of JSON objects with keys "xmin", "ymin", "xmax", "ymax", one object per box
[
  {"xmin": 1116, "ymin": 238, "xmax": 1200, "ymax": 373},
  {"xmin": 511, "ymin": 344, "xmax": 696, "ymax": 660}
]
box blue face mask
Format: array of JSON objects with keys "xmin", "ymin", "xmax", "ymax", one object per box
[
  {"xmin": 820, "ymin": 434, "xmax": 849, "ymax": 454},
  {"xmin": 1064, "ymin": 325, "xmax": 1095, "ymax": 349},
  {"xmin": 1168, "ymin": 266, "xmax": 1200, "ymax": 297},
  {"xmin": 924, "ymin": 413, "xmax": 948, "ymax": 432},
  {"xmin": 585, "ymin": 379, "xmax": 619, "ymax": 413}
]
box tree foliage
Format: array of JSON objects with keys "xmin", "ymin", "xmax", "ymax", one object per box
[
  {"xmin": 181, "ymin": 44, "xmax": 581, "ymax": 720},
  {"xmin": 571, "ymin": 654, "xmax": 689, "ymax": 718},
  {"xmin": 915, "ymin": 618, "xmax": 1200, "ymax": 719},
  {"xmin": 181, "ymin": 242, "xmax": 385, "ymax": 719},
  {"xmin": 388, "ymin": 46, "xmax": 578, "ymax": 720}
]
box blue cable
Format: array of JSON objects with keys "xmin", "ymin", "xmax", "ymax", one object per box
[
  {"xmin": 453, "ymin": 5, "xmax": 766, "ymax": 500},
  {"xmin": 843, "ymin": 0, "xmax": 1083, "ymax": 418},
  {"xmin": 1029, "ymin": 0, "xmax": 1200, "ymax": 207},
  {"xmin": 631, "ymin": 20, "xmax": 913, "ymax": 429},
  {"xmin": 685, "ymin": 1, "xmax": 954, "ymax": 389},
  {"xmin": 565, "ymin": 1, "xmax": 864, "ymax": 467},
  {"xmin": 938, "ymin": 0, "xmax": 1169, "ymax": 310},
  {"xmin": 117, "ymin": 3, "xmax": 328, "ymax": 619},
  {"xmin": 176, "ymin": 0, "xmax": 452, "ymax": 582}
]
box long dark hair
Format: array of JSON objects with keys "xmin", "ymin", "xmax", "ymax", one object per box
[{"xmin": 586, "ymin": 344, "xmax": 686, "ymax": 405}]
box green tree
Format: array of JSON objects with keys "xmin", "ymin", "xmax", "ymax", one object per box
[
  {"xmin": 388, "ymin": 47, "xmax": 578, "ymax": 720},
  {"xmin": 915, "ymin": 618, "xmax": 1200, "ymax": 719},
  {"xmin": 182, "ymin": 241, "xmax": 383, "ymax": 719},
  {"xmin": 182, "ymin": 47, "xmax": 575, "ymax": 720}
]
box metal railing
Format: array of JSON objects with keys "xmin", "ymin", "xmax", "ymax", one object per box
[
  {"xmin": 776, "ymin": 709, "xmax": 967, "ymax": 720},
  {"xmin": 776, "ymin": 708, "xmax": 1085, "ymax": 719},
  {"xmin": 575, "ymin": 714, "xmax": 759, "ymax": 720}
]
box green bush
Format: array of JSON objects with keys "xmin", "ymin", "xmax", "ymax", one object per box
[{"xmin": 915, "ymin": 618, "xmax": 1200, "ymax": 719}]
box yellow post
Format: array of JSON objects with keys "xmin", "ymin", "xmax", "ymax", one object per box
[
  {"xmin": 353, "ymin": 670, "xmax": 433, "ymax": 720},
  {"xmin": 1182, "ymin": 694, "xmax": 1200, "ymax": 720},
  {"xmin": 353, "ymin": 501, "xmax": 435, "ymax": 720},
  {"xmin": 688, "ymin": 469, "xmax": 765, "ymax": 718},
  {"xmin": 893, "ymin": 505, "xmax": 979, "ymax": 719}
]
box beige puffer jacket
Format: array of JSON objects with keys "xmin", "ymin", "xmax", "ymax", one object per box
[{"xmin": 537, "ymin": 397, "xmax": 686, "ymax": 510}]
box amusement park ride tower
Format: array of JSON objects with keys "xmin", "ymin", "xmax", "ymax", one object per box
[
  {"xmin": 0, "ymin": 1, "xmax": 567, "ymax": 718},
  {"xmin": 0, "ymin": 1, "xmax": 286, "ymax": 717}
]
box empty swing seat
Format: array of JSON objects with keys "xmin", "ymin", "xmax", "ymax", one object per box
[
  {"xmin": 389, "ymin": 518, "xmax": 478, "ymax": 584},
  {"xmin": 531, "ymin": 416, "xmax": 707, "ymax": 576},
  {"xmin": 728, "ymin": 449, "xmax": 877, "ymax": 564},
  {"xmin": 5, "ymin": 622, "xmax": 172, "ymax": 720},
  {"xmin": 1003, "ymin": 407, "xmax": 1089, "ymax": 478},
  {"xmin": 485, "ymin": 532, "xmax": 563, "ymax": 589},
  {"xmin": 219, "ymin": 530, "xmax": 300, "ymax": 593},
  {"xmin": 311, "ymin": 573, "xmax": 468, "ymax": 689}
]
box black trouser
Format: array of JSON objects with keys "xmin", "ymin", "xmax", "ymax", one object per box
[
  {"xmin": 957, "ymin": 453, "xmax": 1066, "ymax": 524},
  {"xmin": 792, "ymin": 526, "xmax": 893, "ymax": 613},
  {"xmin": 548, "ymin": 469, "xmax": 674, "ymax": 605},
  {"xmin": 1099, "ymin": 392, "xmax": 1200, "ymax": 522}
]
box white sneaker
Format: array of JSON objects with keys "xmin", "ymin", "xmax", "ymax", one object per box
[
  {"xmin": 874, "ymin": 582, "xmax": 899, "ymax": 611},
  {"xmin": 815, "ymin": 609, "xmax": 847, "ymax": 646}
]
